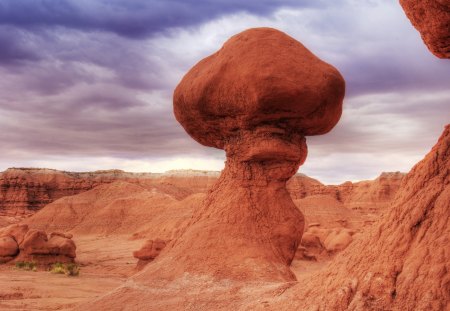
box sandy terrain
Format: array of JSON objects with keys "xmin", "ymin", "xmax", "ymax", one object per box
[
  {"xmin": 0, "ymin": 233, "xmax": 328, "ymax": 311},
  {"xmin": 0, "ymin": 235, "xmax": 144, "ymax": 310}
]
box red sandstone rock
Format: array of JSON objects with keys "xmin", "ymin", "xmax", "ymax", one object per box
[
  {"xmin": 269, "ymin": 124, "xmax": 450, "ymax": 310},
  {"xmin": 0, "ymin": 235, "xmax": 19, "ymax": 257},
  {"xmin": 0, "ymin": 168, "xmax": 216, "ymax": 219},
  {"xmin": 20, "ymin": 229, "xmax": 50, "ymax": 255},
  {"xmin": 74, "ymin": 120, "xmax": 447, "ymax": 311},
  {"xmin": 133, "ymin": 239, "xmax": 167, "ymax": 261},
  {"xmin": 24, "ymin": 181, "xmax": 182, "ymax": 236},
  {"xmin": 133, "ymin": 239, "xmax": 167, "ymax": 270},
  {"xmin": 400, "ymin": 0, "xmax": 450, "ymax": 58},
  {"xmin": 0, "ymin": 166, "xmax": 402, "ymax": 227},
  {"xmin": 47, "ymin": 235, "xmax": 76, "ymax": 258},
  {"xmin": 50, "ymin": 232, "xmax": 73, "ymax": 239},
  {"xmin": 322, "ymin": 229, "xmax": 354, "ymax": 253},
  {"xmin": 0, "ymin": 224, "xmax": 29, "ymax": 245},
  {"xmin": 10, "ymin": 228, "xmax": 77, "ymax": 264},
  {"xmin": 174, "ymin": 27, "xmax": 345, "ymax": 150},
  {"xmin": 141, "ymin": 27, "xmax": 346, "ymax": 282}
]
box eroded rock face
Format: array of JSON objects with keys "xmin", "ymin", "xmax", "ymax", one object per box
[
  {"xmin": 0, "ymin": 224, "xmax": 76, "ymax": 265},
  {"xmin": 133, "ymin": 239, "xmax": 167, "ymax": 261},
  {"xmin": 0, "ymin": 236, "xmax": 19, "ymax": 258},
  {"xmin": 133, "ymin": 238, "xmax": 167, "ymax": 270},
  {"xmin": 282, "ymin": 124, "xmax": 450, "ymax": 310},
  {"xmin": 0, "ymin": 168, "xmax": 216, "ymax": 219},
  {"xmin": 150, "ymin": 27, "xmax": 345, "ymax": 282},
  {"xmin": 400, "ymin": 0, "xmax": 450, "ymax": 58}
]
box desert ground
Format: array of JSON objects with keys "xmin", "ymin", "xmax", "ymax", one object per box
[{"xmin": 0, "ymin": 167, "xmax": 405, "ymax": 310}]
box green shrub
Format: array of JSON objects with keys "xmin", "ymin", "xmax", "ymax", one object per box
[
  {"xmin": 50, "ymin": 262, "xmax": 80, "ymax": 276},
  {"xmin": 15, "ymin": 261, "xmax": 37, "ymax": 271}
]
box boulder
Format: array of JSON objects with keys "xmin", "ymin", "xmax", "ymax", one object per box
[
  {"xmin": 0, "ymin": 235, "xmax": 19, "ymax": 257},
  {"xmin": 133, "ymin": 239, "xmax": 167, "ymax": 261},
  {"xmin": 0, "ymin": 224, "xmax": 29, "ymax": 245},
  {"xmin": 20, "ymin": 229, "xmax": 49, "ymax": 255}
]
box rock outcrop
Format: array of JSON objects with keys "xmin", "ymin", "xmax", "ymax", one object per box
[
  {"xmin": 0, "ymin": 224, "xmax": 76, "ymax": 265},
  {"xmin": 289, "ymin": 172, "xmax": 405, "ymax": 211},
  {"xmin": 133, "ymin": 239, "xmax": 168, "ymax": 270},
  {"xmin": 24, "ymin": 181, "xmax": 194, "ymax": 237},
  {"xmin": 0, "ymin": 167, "xmax": 403, "ymax": 225},
  {"xmin": 274, "ymin": 124, "xmax": 450, "ymax": 310},
  {"xmin": 75, "ymin": 126, "xmax": 449, "ymax": 311},
  {"xmin": 400, "ymin": 0, "xmax": 450, "ymax": 58},
  {"xmin": 0, "ymin": 168, "xmax": 217, "ymax": 218},
  {"xmin": 151, "ymin": 27, "xmax": 345, "ymax": 282},
  {"xmin": 0, "ymin": 236, "xmax": 19, "ymax": 262}
]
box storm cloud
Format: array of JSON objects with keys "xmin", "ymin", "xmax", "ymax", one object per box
[{"xmin": 0, "ymin": 0, "xmax": 449, "ymax": 184}]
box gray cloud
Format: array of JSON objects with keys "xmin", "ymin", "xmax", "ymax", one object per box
[
  {"xmin": 0, "ymin": 0, "xmax": 449, "ymax": 184},
  {"xmin": 0, "ymin": 0, "xmax": 321, "ymax": 38}
]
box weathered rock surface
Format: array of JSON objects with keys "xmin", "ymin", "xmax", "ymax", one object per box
[
  {"xmin": 289, "ymin": 172, "xmax": 405, "ymax": 212},
  {"xmin": 400, "ymin": 0, "xmax": 450, "ymax": 58},
  {"xmin": 74, "ymin": 124, "xmax": 449, "ymax": 311},
  {"xmin": 147, "ymin": 27, "xmax": 344, "ymax": 282},
  {"xmin": 0, "ymin": 168, "xmax": 217, "ymax": 218},
  {"xmin": 24, "ymin": 181, "xmax": 192, "ymax": 237},
  {"xmin": 274, "ymin": 124, "xmax": 450, "ymax": 310},
  {"xmin": 133, "ymin": 239, "xmax": 168, "ymax": 270},
  {"xmin": 133, "ymin": 239, "xmax": 167, "ymax": 261},
  {"xmin": 0, "ymin": 167, "xmax": 403, "ymax": 226},
  {"xmin": 0, "ymin": 236, "xmax": 19, "ymax": 258},
  {"xmin": 0, "ymin": 224, "xmax": 76, "ymax": 265}
]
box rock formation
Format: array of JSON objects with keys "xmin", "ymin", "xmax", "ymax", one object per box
[
  {"xmin": 0, "ymin": 168, "xmax": 217, "ymax": 219},
  {"xmin": 0, "ymin": 235, "xmax": 19, "ymax": 263},
  {"xmin": 289, "ymin": 172, "xmax": 405, "ymax": 211},
  {"xmin": 400, "ymin": 0, "xmax": 450, "ymax": 58},
  {"xmin": 147, "ymin": 27, "xmax": 344, "ymax": 282},
  {"xmin": 133, "ymin": 239, "xmax": 168, "ymax": 270},
  {"xmin": 24, "ymin": 181, "xmax": 195, "ymax": 237},
  {"xmin": 267, "ymin": 124, "xmax": 450, "ymax": 310},
  {"xmin": 0, "ymin": 167, "xmax": 403, "ymax": 226},
  {"xmin": 0, "ymin": 224, "xmax": 76, "ymax": 265}
]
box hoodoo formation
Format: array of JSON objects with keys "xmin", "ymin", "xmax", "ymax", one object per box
[
  {"xmin": 400, "ymin": 0, "xmax": 450, "ymax": 59},
  {"xmin": 156, "ymin": 27, "xmax": 344, "ymax": 281}
]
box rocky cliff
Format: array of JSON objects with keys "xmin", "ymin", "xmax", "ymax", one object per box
[
  {"xmin": 273, "ymin": 124, "xmax": 450, "ymax": 310},
  {"xmin": 0, "ymin": 167, "xmax": 404, "ymax": 222},
  {"xmin": 0, "ymin": 168, "xmax": 217, "ymax": 219}
]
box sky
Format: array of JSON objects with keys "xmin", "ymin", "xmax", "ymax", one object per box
[{"xmin": 0, "ymin": 0, "xmax": 449, "ymax": 184}]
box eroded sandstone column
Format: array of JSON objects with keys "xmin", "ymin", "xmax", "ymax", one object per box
[{"xmin": 154, "ymin": 27, "xmax": 345, "ymax": 282}]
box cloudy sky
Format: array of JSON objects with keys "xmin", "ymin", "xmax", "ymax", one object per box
[{"xmin": 0, "ymin": 0, "xmax": 449, "ymax": 184}]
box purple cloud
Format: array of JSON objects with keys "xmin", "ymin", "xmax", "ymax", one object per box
[
  {"xmin": 0, "ymin": 0, "xmax": 321, "ymax": 38},
  {"xmin": 0, "ymin": 0, "xmax": 449, "ymax": 184}
]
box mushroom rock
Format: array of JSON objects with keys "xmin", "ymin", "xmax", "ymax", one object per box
[
  {"xmin": 145, "ymin": 27, "xmax": 345, "ymax": 282},
  {"xmin": 400, "ymin": 0, "xmax": 450, "ymax": 58}
]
